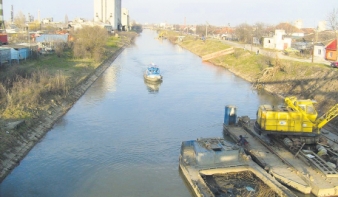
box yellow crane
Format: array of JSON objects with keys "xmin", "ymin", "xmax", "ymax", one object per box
[
  {"xmin": 158, "ymin": 31, "xmax": 167, "ymax": 39},
  {"xmin": 255, "ymin": 97, "xmax": 338, "ymax": 137}
]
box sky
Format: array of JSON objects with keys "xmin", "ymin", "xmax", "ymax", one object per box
[{"xmin": 3, "ymin": 0, "xmax": 338, "ymax": 28}]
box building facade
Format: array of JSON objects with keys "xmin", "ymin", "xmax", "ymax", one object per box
[
  {"xmin": 94, "ymin": 0, "xmax": 121, "ymax": 30},
  {"xmin": 121, "ymin": 8, "xmax": 129, "ymax": 31},
  {"xmin": 263, "ymin": 30, "xmax": 292, "ymax": 50},
  {"xmin": 325, "ymin": 39, "xmax": 337, "ymax": 61},
  {"xmin": 313, "ymin": 43, "xmax": 326, "ymax": 59}
]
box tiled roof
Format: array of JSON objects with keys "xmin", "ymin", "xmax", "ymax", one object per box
[{"xmin": 326, "ymin": 39, "xmax": 337, "ymax": 50}]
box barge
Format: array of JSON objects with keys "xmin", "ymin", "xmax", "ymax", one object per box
[
  {"xmin": 223, "ymin": 105, "xmax": 338, "ymax": 197},
  {"xmin": 179, "ymin": 137, "xmax": 297, "ymax": 197}
]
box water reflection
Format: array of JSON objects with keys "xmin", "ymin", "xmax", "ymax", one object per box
[
  {"xmin": 144, "ymin": 79, "xmax": 162, "ymax": 93},
  {"xmin": 81, "ymin": 65, "xmax": 121, "ymax": 105}
]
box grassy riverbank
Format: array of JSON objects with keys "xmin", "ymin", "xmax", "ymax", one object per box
[
  {"xmin": 166, "ymin": 32, "xmax": 338, "ymax": 122},
  {"xmin": 0, "ymin": 31, "xmax": 137, "ymax": 182}
]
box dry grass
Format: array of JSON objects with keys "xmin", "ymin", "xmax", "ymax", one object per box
[
  {"xmin": 0, "ymin": 31, "xmax": 136, "ymax": 121},
  {"xmin": 1, "ymin": 70, "xmax": 69, "ymax": 119}
]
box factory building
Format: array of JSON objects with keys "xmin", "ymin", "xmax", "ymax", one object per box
[{"xmin": 94, "ymin": 0, "xmax": 121, "ymax": 30}]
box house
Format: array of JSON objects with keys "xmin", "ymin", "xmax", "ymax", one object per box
[
  {"xmin": 325, "ymin": 39, "xmax": 337, "ymax": 61},
  {"xmin": 263, "ymin": 29, "xmax": 292, "ymax": 50},
  {"xmin": 0, "ymin": 47, "xmax": 11, "ymax": 65},
  {"xmin": 3, "ymin": 45, "xmax": 31, "ymax": 63},
  {"xmin": 35, "ymin": 34, "xmax": 69, "ymax": 50},
  {"xmin": 292, "ymin": 42, "xmax": 313, "ymax": 50},
  {"xmin": 217, "ymin": 27, "xmax": 234, "ymax": 40},
  {"xmin": 313, "ymin": 43, "xmax": 326, "ymax": 59}
]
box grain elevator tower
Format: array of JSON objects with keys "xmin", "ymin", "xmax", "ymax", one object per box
[{"xmin": 94, "ymin": 0, "xmax": 121, "ymax": 30}]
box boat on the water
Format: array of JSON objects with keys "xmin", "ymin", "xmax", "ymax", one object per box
[
  {"xmin": 144, "ymin": 64, "xmax": 162, "ymax": 82},
  {"xmin": 179, "ymin": 137, "xmax": 296, "ymax": 197}
]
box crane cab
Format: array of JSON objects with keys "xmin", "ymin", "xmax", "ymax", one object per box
[{"xmin": 255, "ymin": 102, "xmax": 319, "ymax": 136}]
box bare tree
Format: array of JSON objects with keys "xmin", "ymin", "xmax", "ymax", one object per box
[
  {"xmin": 28, "ymin": 21, "xmax": 41, "ymax": 31},
  {"xmin": 327, "ymin": 8, "xmax": 338, "ymax": 61},
  {"xmin": 275, "ymin": 22, "xmax": 299, "ymax": 36},
  {"xmin": 234, "ymin": 23, "xmax": 253, "ymax": 43},
  {"xmin": 13, "ymin": 11, "xmax": 26, "ymax": 30},
  {"xmin": 253, "ymin": 22, "xmax": 272, "ymax": 44}
]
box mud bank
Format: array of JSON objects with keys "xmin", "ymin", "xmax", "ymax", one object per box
[{"xmin": 0, "ymin": 47, "xmax": 127, "ymax": 183}]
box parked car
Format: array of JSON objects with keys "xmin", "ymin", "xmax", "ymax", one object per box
[{"xmin": 330, "ymin": 61, "xmax": 338, "ymax": 68}]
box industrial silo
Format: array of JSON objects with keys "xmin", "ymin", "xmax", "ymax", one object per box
[{"xmin": 0, "ymin": 0, "xmax": 4, "ymax": 29}]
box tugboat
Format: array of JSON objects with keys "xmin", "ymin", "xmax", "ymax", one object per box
[
  {"xmin": 179, "ymin": 137, "xmax": 296, "ymax": 197},
  {"xmin": 144, "ymin": 63, "xmax": 162, "ymax": 82}
]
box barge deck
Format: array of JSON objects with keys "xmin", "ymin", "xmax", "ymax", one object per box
[{"xmin": 223, "ymin": 117, "xmax": 338, "ymax": 197}]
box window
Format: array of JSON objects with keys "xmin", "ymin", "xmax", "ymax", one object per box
[
  {"xmin": 307, "ymin": 106, "xmax": 316, "ymax": 114},
  {"xmin": 318, "ymin": 49, "xmax": 321, "ymax": 55},
  {"xmin": 329, "ymin": 52, "xmax": 333, "ymax": 57}
]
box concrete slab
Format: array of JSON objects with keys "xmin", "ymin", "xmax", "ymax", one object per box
[
  {"xmin": 224, "ymin": 119, "xmax": 338, "ymax": 197},
  {"xmin": 224, "ymin": 124, "xmax": 312, "ymax": 194}
]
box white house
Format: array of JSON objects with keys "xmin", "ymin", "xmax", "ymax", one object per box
[
  {"xmin": 94, "ymin": 0, "xmax": 122, "ymax": 30},
  {"xmin": 121, "ymin": 8, "xmax": 129, "ymax": 31},
  {"xmin": 313, "ymin": 43, "xmax": 326, "ymax": 59},
  {"xmin": 263, "ymin": 30, "xmax": 292, "ymax": 50},
  {"xmin": 291, "ymin": 32, "xmax": 304, "ymax": 38}
]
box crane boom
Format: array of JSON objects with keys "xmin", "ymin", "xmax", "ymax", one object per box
[{"xmin": 315, "ymin": 104, "xmax": 338, "ymax": 129}]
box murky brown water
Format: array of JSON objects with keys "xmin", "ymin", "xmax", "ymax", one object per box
[{"xmin": 0, "ymin": 30, "xmax": 282, "ymax": 197}]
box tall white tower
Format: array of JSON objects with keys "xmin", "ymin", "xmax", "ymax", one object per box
[
  {"xmin": 38, "ymin": 10, "xmax": 40, "ymax": 22},
  {"xmin": 94, "ymin": 0, "xmax": 121, "ymax": 30},
  {"xmin": 0, "ymin": 0, "xmax": 4, "ymax": 29},
  {"xmin": 121, "ymin": 8, "xmax": 129, "ymax": 31}
]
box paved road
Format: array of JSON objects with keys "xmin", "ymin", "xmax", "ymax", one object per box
[{"xmin": 220, "ymin": 39, "xmax": 331, "ymax": 66}]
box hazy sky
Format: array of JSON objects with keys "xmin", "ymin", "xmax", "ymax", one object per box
[{"xmin": 3, "ymin": 0, "xmax": 337, "ymax": 28}]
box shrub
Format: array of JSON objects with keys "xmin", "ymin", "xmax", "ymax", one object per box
[{"xmin": 72, "ymin": 26, "xmax": 109, "ymax": 61}]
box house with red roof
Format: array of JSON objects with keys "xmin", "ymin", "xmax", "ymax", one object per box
[{"xmin": 325, "ymin": 39, "xmax": 337, "ymax": 61}]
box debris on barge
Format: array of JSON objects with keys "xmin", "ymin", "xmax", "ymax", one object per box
[{"xmin": 179, "ymin": 137, "xmax": 297, "ymax": 197}]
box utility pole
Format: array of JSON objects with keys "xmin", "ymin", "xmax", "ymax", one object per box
[
  {"xmin": 11, "ymin": 5, "xmax": 14, "ymax": 23},
  {"xmin": 184, "ymin": 17, "xmax": 186, "ymax": 34},
  {"xmin": 205, "ymin": 21, "xmax": 209, "ymax": 38},
  {"xmin": 312, "ymin": 28, "xmax": 318, "ymax": 63}
]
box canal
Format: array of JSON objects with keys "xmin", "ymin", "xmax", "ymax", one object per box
[{"xmin": 0, "ymin": 29, "xmax": 281, "ymax": 197}]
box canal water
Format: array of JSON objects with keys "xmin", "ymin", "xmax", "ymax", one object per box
[{"xmin": 0, "ymin": 30, "xmax": 282, "ymax": 197}]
